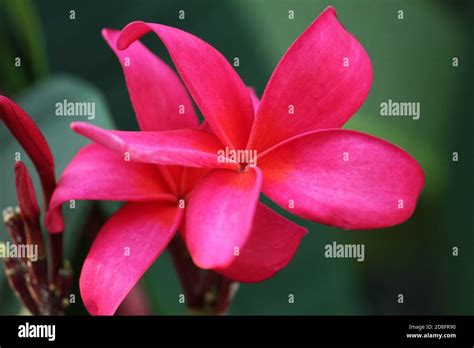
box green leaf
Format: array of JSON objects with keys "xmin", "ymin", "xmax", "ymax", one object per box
[
  {"xmin": 0, "ymin": 75, "xmax": 115, "ymax": 313},
  {"xmin": 2, "ymin": 0, "xmax": 48, "ymax": 79},
  {"xmin": 0, "ymin": 19, "xmax": 28, "ymax": 93}
]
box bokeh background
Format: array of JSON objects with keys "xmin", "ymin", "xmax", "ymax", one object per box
[{"xmin": 0, "ymin": 0, "xmax": 472, "ymax": 315}]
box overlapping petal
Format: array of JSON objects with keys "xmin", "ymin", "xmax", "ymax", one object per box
[
  {"xmin": 247, "ymin": 6, "xmax": 373, "ymax": 152},
  {"xmin": 258, "ymin": 129, "xmax": 424, "ymax": 229},
  {"xmin": 80, "ymin": 202, "xmax": 182, "ymax": 315},
  {"xmin": 179, "ymin": 167, "xmax": 210, "ymax": 198},
  {"xmin": 185, "ymin": 168, "xmax": 262, "ymax": 269},
  {"xmin": 102, "ymin": 29, "xmax": 198, "ymax": 131},
  {"xmin": 215, "ymin": 202, "xmax": 307, "ymax": 282},
  {"xmin": 45, "ymin": 144, "xmax": 175, "ymax": 232},
  {"xmin": 71, "ymin": 122, "xmax": 237, "ymax": 170},
  {"xmin": 117, "ymin": 21, "xmax": 254, "ymax": 149}
]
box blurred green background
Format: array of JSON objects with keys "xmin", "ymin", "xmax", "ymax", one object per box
[{"xmin": 0, "ymin": 0, "xmax": 472, "ymax": 315}]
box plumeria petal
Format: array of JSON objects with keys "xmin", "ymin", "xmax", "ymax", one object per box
[
  {"xmin": 102, "ymin": 29, "xmax": 198, "ymax": 131},
  {"xmin": 103, "ymin": 29, "xmax": 197, "ymax": 192},
  {"xmin": 0, "ymin": 96, "xmax": 63, "ymax": 232},
  {"xmin": 247, "ymin": 6, "xmax": 373, "ymax": 152},
  {"xmin": 258, "ymin": 129, "xmax": 424, "ymax": 229},
  {"xmin": 71, "ymin": 122, "xmax": 237, "ymax": 170},
  {"xmin": 46, "ymin": 144, "xmax": 175, "ymax": 232},
  {"xmin": 196, "ymin": 85, "xmax": 258, "ymax": 133},
  {"xmin": 186, "ymin": 168, "xmax": 262, "ymax": 269},
  {"xmin": 117, "ymin": 21, "xmax": 254, "ymax": 149},
  {"xmin": 215, "ymin": 202, "xmax": 307, "ymax": 282},
  {"xmin": 80, "ymin": 202, "xmax": 182, "ymax": 315}
]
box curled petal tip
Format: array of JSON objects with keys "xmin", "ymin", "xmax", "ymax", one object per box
[
  {"xmin": 116, "ymin": 21, "xmax": 147, "ymax": 51},
  {"xmin": 116, "ymin": 20, "xmax": 254, "ymax": 148}
]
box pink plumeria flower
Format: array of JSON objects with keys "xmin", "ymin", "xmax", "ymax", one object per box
[
  {"xmin": 46, "ymin": 30, "xmax": 306, "ymax": 315},
  {"xmin": 67, "ymin": 5, "xmax": 424, "ymax": 274}
]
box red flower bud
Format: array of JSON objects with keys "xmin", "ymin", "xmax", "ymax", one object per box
[{"xmin": 0, "ymin": 96, "xmax": 63, "ymax": 232}]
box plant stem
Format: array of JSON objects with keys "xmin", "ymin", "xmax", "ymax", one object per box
[
  {"xmin": 48, "ymin": 233, "xmax": 63, "ymax": 286},
  {"xmin": 168, "ymin": 234, "xmax": 238, "ymax": 315}
]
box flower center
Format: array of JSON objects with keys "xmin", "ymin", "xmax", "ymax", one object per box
[{"xmin": 216, "ymin": 147, "xmax": 258, "ymax": 172}]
